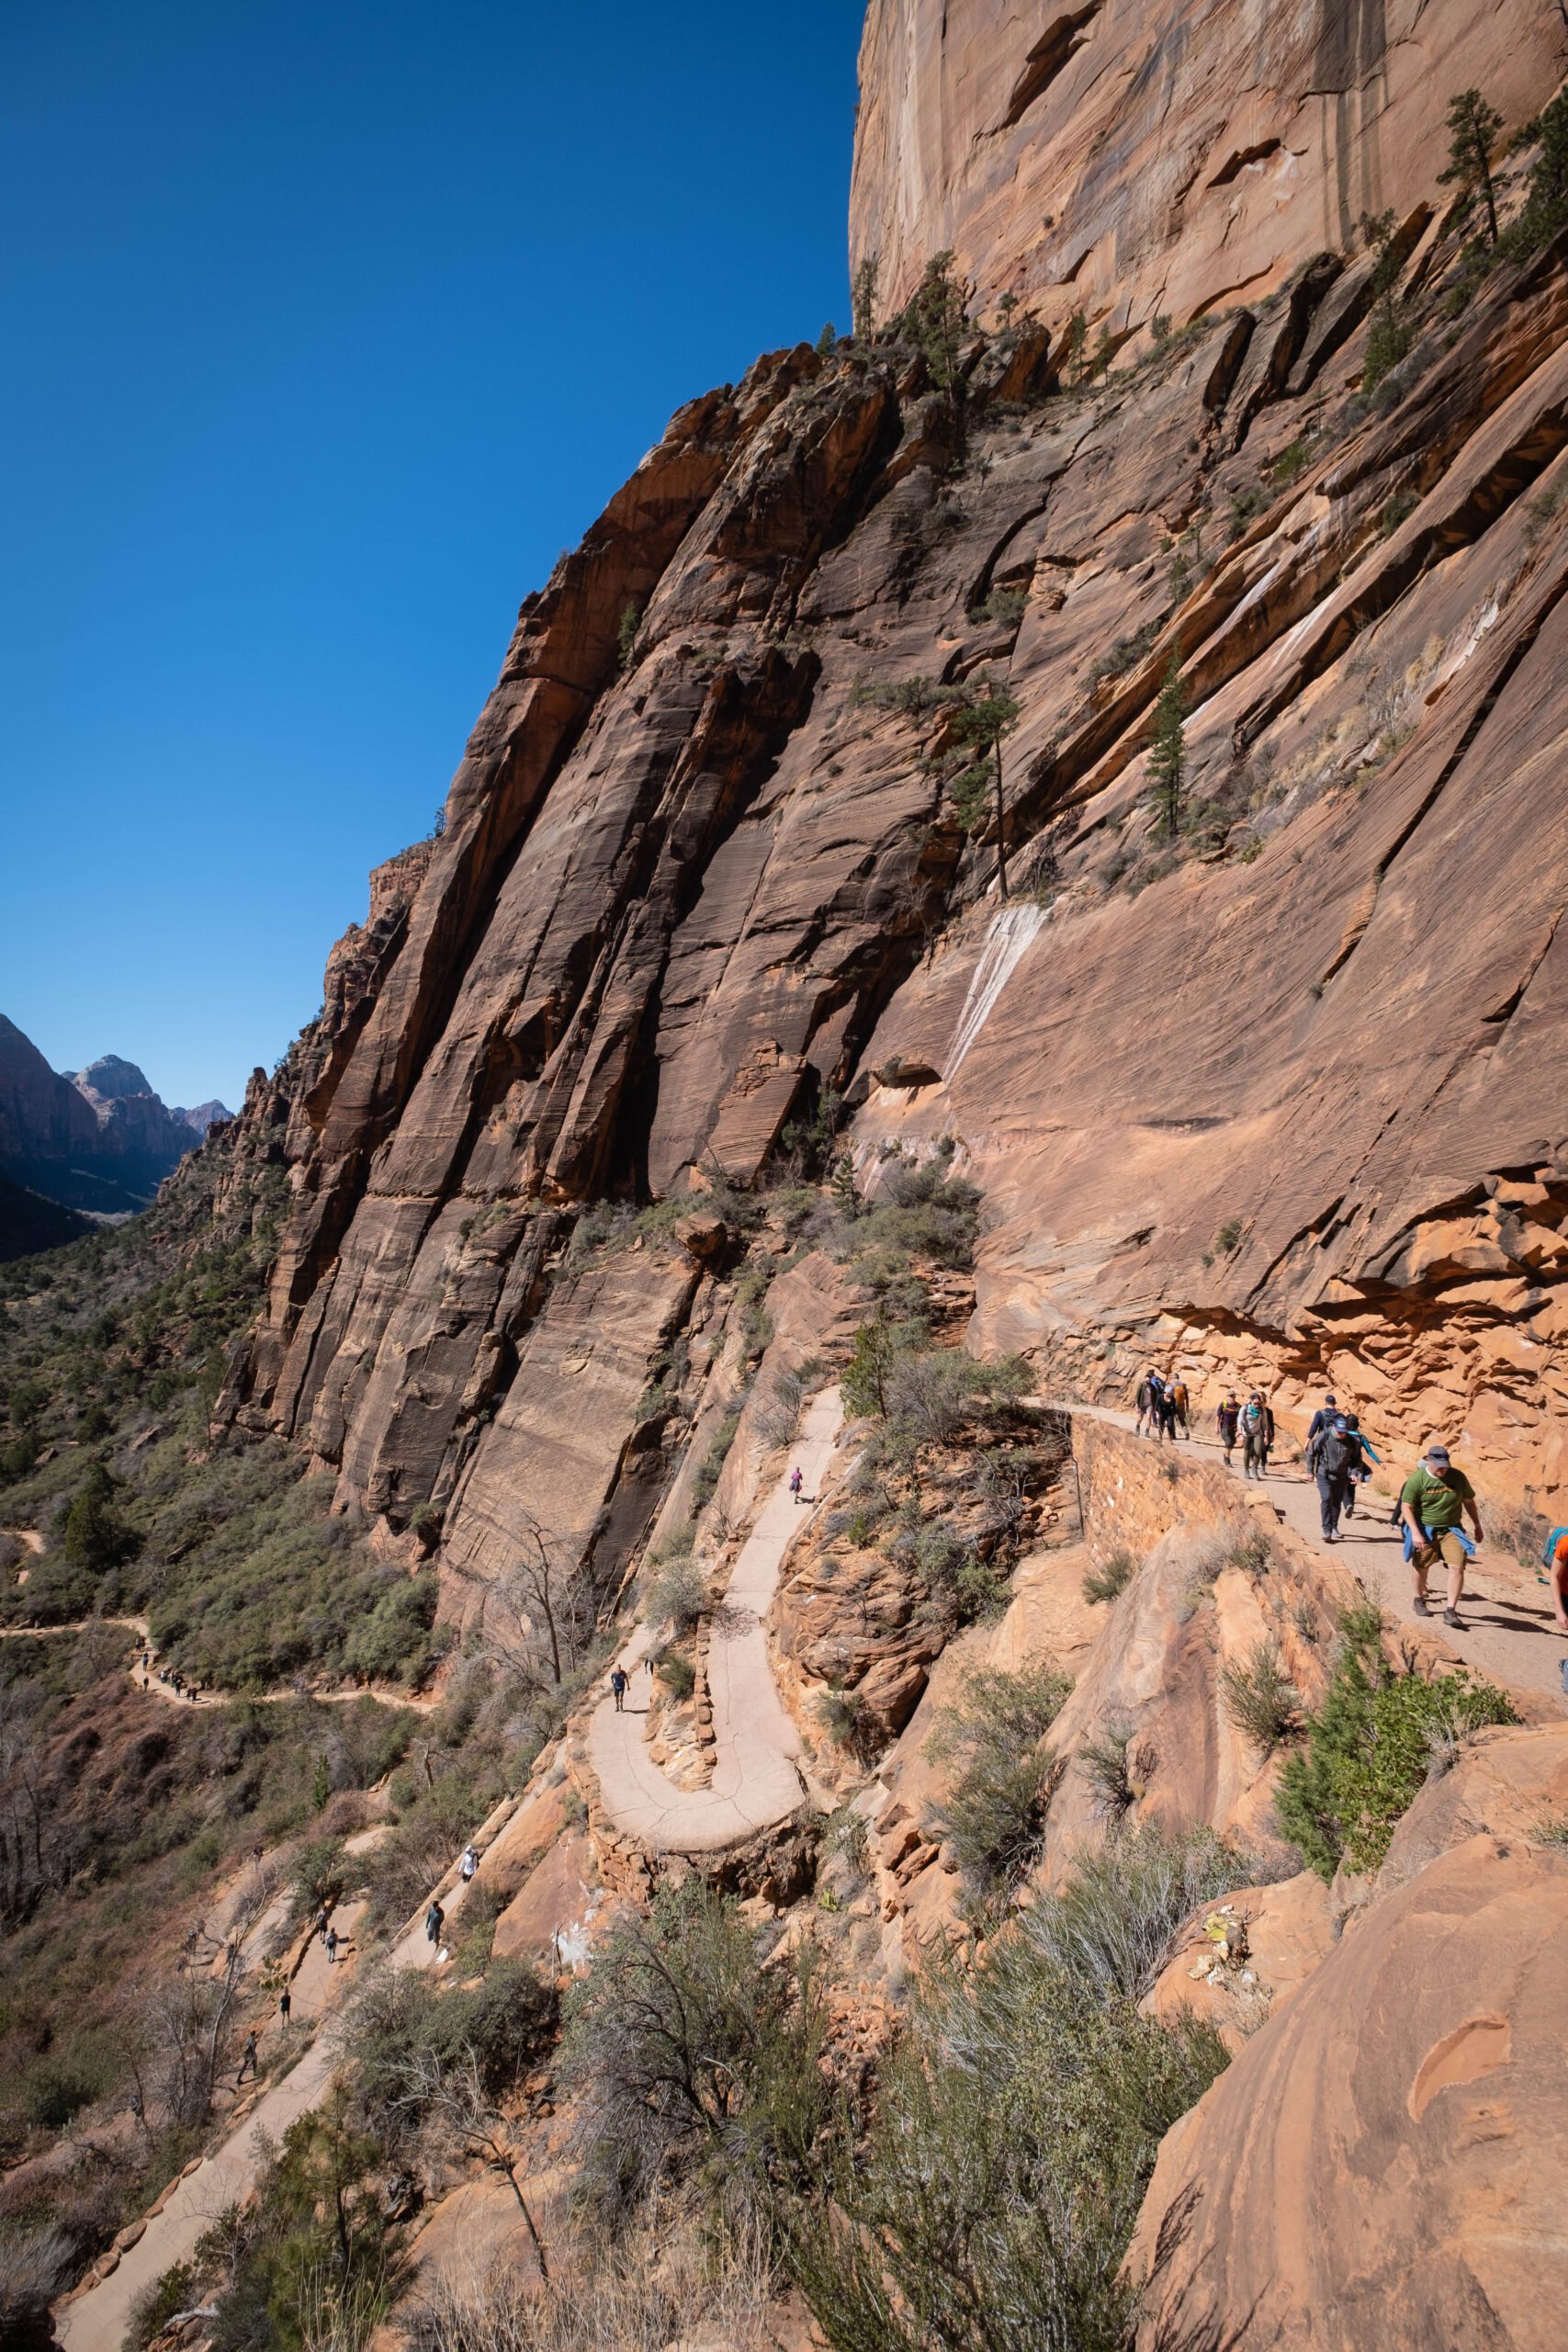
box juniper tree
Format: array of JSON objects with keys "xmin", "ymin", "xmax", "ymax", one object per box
[
  {"xmin": 905, "ymin": 249, "xmax": 972, "ymax": 451},
  {"xmin": 1440, "ymin": 88, "xmax": 1504, "ymax": 243},
  {"xmin": 852, "ymin": 252, "xmax": 880, "ymax": 342},
  {"xmin": 1147, "ymin": 656, "xmax": 1189, "ymax": 842}
]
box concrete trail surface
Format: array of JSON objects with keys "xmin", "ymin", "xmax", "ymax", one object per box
[
  {"xmin": 54, "ymin": 1839, "xmax": 497, "ymax": 2352},
  {"xmin": 1067, "ymin": 1406, "xmax": 1568, "ymax": 1705},
  {"xmin": 590, "ymin": 1385, "xmax": 844, "ymax": 1854}
]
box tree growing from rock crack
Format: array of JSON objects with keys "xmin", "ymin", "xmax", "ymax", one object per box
[
  {"xmin": 1147, "ymin": 656, "xmax": 1190, "ymax": 842},
  {"xmin": 1440, "ymin": 88, "xmax": 1504, "ymax": 244},
  {"xmin": 949, "ymin": 679, "xmax": 1022, "ymax": 896}
]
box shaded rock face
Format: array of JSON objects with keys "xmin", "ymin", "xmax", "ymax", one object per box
[
  {"xmin": 850, "ymin": 0, "xmax": 1557, "ymax": 330},
  {"xmin": 220, "ymin": 12, "xmax": 1568, "ymax": 1614}
]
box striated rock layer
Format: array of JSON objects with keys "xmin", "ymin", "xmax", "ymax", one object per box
[{"xmin": 850, "ymin": 0, "xmax": 1558, "ymax": 333}]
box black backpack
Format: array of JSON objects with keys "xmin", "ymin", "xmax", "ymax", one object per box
[{"xmin": 1317, "ymin": 1431, "xmax": 1354, "ymax": 1477}]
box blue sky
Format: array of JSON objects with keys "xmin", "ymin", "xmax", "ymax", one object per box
[{"xmin": 0, "ymin": 3, "xmax": 863, "ymax": 1110}]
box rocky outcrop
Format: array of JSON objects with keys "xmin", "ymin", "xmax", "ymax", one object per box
[
  {"xmin": 1130, "ymin": 1731, "xmax": 1568, "ymax": 2351},
  {"xmin": 850, "ymin": 0, "xmax": 1558, "ymax": 331}
]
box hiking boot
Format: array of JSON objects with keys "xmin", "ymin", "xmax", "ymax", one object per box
[
  {"xmin": 1412, "ymin": 1594, "xmax": 1431, "ymax": 1616},
  {"xmin": 1442, "ymin": 1607, "xmax": 1465, "ymax": 1629}
]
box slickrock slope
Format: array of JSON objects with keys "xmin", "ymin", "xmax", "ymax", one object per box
[{"xmin": 851, "ymin": 0, "xmax": 1558, "ymax": 329}]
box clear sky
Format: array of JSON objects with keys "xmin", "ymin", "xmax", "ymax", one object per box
[{"xmin": 0, "ymin": 2, "xmax": 863, "ymax": 1111}]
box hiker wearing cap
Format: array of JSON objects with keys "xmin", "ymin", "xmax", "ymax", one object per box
[
  {"xmin": 1135, "ymin": 1369, "xmax": 1162, "ymax": 1438},
  {"xmin": 1401, "ymin": 1445, "xmax": 1483, "ymax": 1628},
  {"xmin": 1215, "ymin": 1394, "xmax": 1240, "ymax": 1465},
  {"xmin": 1307, "ymin": 1412, "xmax": 1357, "ymax": 1543},
  {"xmin": 1304, "ymin": 1392, "xmax": 1338, "ymax": 1450}
]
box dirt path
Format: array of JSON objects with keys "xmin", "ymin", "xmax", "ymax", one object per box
[
  {"xmin": 1066, "ymin": 1406, "xmax": 1568, "ymax": 1705},
  {"xmin": 0, "ymin": 1613, "xmax": 438, "ymax": 1713},
  {"xmin": 589, "ymin": 1387, "xmax": 843, "ymax": 1854}
]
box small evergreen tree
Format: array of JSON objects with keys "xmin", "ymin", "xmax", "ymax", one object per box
[
  {"xmin": 950, "ymin": 680, "xmax": 1022, "ymax": 896},
  {"xmin": 1146, "ymin": 656, "xmax": 1189, "ymax": 842},
  {"xmin": 62, "ymin": 1462, "xmax": 139, "ymax": 1575},
  {"xmin": 1064, "ymin": 310, "xmax": 1088, "ymax": 377},
  {"xmin": 842, "ymin": 1312, "xmax": 903, "ymax": 1419},
  {"xmin": 852, "ymin": 252, "xmax": 880, "ymax": 342},
  {"xmin": 616, "ymin": 600, "xmax": 640, "ymax": 673},
  {"xmin": 815, "ymin": 321, "xmax": 837, "ymax": 356},
  {"xmin": 905, "ymin": 250, "xmax": 972, "ymax": 450},
  {"xmin": 1440, "ymin": 88, "xmax": 1504, "ymax": 243}
]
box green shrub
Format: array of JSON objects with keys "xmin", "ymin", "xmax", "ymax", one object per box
[
  {"xmin": 647, "ymin": 1555, "xmax": 706, "ymax": 1634},
  {"xmin": 1079, "ymin": 1724, "xmax": 1153, "ymax": 1824},
  {"xmin": 1362, "ymin": 297, "xmax": 1414, "ymax": 396},
  {"xmin": 1084, "ymin": 620, "xmax": 1159, "ymax": 690},
  {"xmin": 1277, "ymin": 1605, "xmax": 1518, "ymax": 1877},
  {"xmin": 927, "ymin": 1660, "xmax": 1072, "ymax": 1890},
  {"xmin": 1026, "ymin": 1825, "xmax": 1258, "ymax": 2003},
  {"xmin": 1220, "ymin": 1640, "xmax": 1302, "ymax": 1754},
  {"xmin": 692, "ymin": 1412, "xmax": 741, "ymax": 1511},
  {"xmin": 788, "ymin": 1905, "xmax": 1227, "ymax": 2351},
  {"xmin": 562, "ymin": 1881, "xmax": 832, "ymax": 2219},
  {"xmin": 125, "ymin": 2259, "xmax": 198, "ymax": 2352},
  {"xmin": 1082, "ymin": 1549, "xmax": 1135, "ymax": 1604},
  {"xmin": 655, "ymin": 1649, "xmax": 696, "ymax": 1700}
]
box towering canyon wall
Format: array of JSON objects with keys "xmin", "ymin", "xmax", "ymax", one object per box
[
  {"xmin": 851, "ymin": 0, "xmax": 1557, "ymax": 331},
  {"xmin": 218, "ymin": 4, "xmax": 1568, "ymax": 1612}
]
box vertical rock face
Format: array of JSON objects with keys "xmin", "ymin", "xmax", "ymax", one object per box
[
  {"xmin": 850, "ymin": 0, "xmax": 1559, "ymax": 330},
  {"xmin": 220, "ymin": 3, "xmax": 1568, "ymax": 1600}
]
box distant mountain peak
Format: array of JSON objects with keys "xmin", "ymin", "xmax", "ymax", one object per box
[{"xmin": 70, "ymin": 1053, "xmax": 155, "ymax": 1102}]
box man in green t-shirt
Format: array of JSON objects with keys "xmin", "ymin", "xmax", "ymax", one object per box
[{"xmin": 1401, "ymin": 1444, "xmax": 1483, "ymax": 1629}]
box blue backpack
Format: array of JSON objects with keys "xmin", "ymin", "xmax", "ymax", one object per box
[{"xmin": 1544, "ymin": 1526, "xmax": 1568, "ymax": 1568}]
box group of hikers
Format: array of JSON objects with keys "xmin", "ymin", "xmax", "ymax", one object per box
[
  {"xmin": 139, "ymin": 1645, "xmax": 202, "ymax": 1702},
  {"xmin": 1130, "ymin": 1368, "xmax": 1515, "ymax": 1636}
]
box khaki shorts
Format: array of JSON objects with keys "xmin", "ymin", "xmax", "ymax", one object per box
[{"xmin": 1415, "ymin": 1531, "xmax": 1467, "ymax": 1577}]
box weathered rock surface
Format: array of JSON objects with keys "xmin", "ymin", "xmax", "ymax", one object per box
[
  {"xmin": 1131, "ymin": 1825, "xmax": 1568, "ymax": 2350},
  {"xmin": 851, "ymin": 0, "xmax": 1556, "ymax": 330}
]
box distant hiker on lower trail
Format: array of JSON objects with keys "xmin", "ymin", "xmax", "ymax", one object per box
[
  {"xmin": 1135, "ymin": 1370, "xmax": 1163, "ymax": 1437},
  {"xmin": 425, "ymin": 1899, "xmax": 445, "ymax": 1946},
  {"xmin": 610, "ymin": 1665, "xmax": 628, "ymax": 1713},
  {"xmin": 789, "ymin": 1465, "xmax": 804, "ymax": 1503},
  {"xmin": 1215, "ymin": 1395, "xmax": 1240, "ymax": 1464},
  {"xmin": 1239, "ymin": 1392, "xmax": 1274, "ymax": 1479},
  {"xmin": 236, "ymin": 2031, "xmax": 258, "ymax": 2085},
  {"xmin": 315, "ymin": 1905, "xmax": 330, "ymax": 1944},
  {"xmin": 1307, "ymin": 1414, "xmax": 1357, "ymax": 1543},
  {"xmin": 1402, "ymin": 1444, "xmax": 1483, "ymax": 1629},
  {"xmin": 324, "ymin": 1925, "xmax": 338, "ymax": 1965},
  {"xmin": 459, "ymin": 1843, "xmax": 479, "ymax": 1883},
  {"xmin": 278, "ymin": 1986, "xmax": 291, "ymax": 2026}
]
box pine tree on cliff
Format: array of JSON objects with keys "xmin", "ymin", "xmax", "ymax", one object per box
[
  {"xmin": 852, "ymin": 253, "xmax": 879, "ymax": 342},
  {"xmin": 1147, "ymin": 657, "xmax": 1189, "ymax": 842},
  {"xmin": 906, "ymin": 250, "xmax": 971, "ymax": 454},
  {"xmin": 1440, "ymin": 88, "xmax": 1504, "ymax": 244},
  {"xmin": 950, "ymin": 680, "xmax": 1022, "ymax": 897}
]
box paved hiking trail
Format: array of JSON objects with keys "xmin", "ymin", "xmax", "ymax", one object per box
[
  {"xmin": 54, "ymin": 1827, "xmax": 502, "ymax": 2352},
  {"xmin": 1071, "ymin": 1407, "xmax": 1568, "ymax": 1705},
  {"xmin": 590, "ymin": 1386, "xmax": 844, "ymax": 1854}
]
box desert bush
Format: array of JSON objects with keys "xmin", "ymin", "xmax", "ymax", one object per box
[
  {"xmin": 288, "ymin": 1834, "xmax": 348, "ymax": 1921},
  {"xmin": 692, "ymin": 1412, "xmax": 741, "ymax": 1511},
  {"xmin": 1084, "ymin": 620, "xmax": 1158, "ymax": 690},
  {"xmin": 1079, "ymin": 1724, "xmax": 1155, "ymax": 1824},
  {"xmin": 561, "ymin": 1882, "xmax": 833, "ymax": 2221},
  {"xmin": 1220, "ymin": 1640, "xmax": 1302, "ymax": 1754},
  {"xmin": 1277, "ymin": 1604, "xmax": 1517, "ymax": 1878},
  {"xmin": 646, "ymin": 1555, "xmax": 706, "ymax": 1635},
  {"xmin": 788, "ymin": 1913, "xmax": 1227, "ymax": 2352},
  {"xmin": 1081, "ymin": 1549, "xmax": 1135, "ymax": 1604},
  {"xmin": 1026, "ymin": 1825, "xmax": 1257, "ymax": 2003},
  {"xmin": 927, "ymin": 1660, "xmax": 1072, "ymax": 1890},
  {"xmin": 409, "ymin": 2214, "xmax": 774, "ymax": 2352},
  {"xmin": 125, "ymin": 2258, "xmax": 199, "ymax": 2352},
  {"xmin": 654, "ymin": 1649, "xmax": 696, "ymax": 1701}
]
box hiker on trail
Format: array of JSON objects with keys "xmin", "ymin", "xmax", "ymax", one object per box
[
  {"xmin": 425, "ymin": 1899, "xmax": 445, "ymax": 1947},
  {"xmin": 1401, "ymin": 1443, "xmax": 1483, "ymax": 1629},
  {"xmin": 1307, "ymin": 1413, "xmax": 1358, "ymax": 1544},
  {"xmin": 610, "ymin": 1665, "xmax": 628, "ymax": 1713},
  {"xmin": 278, "ymin": 1986, "xmax": 291, "ymax": 2026},
  {"xmin": 1544, "ymin": 1524, "xmax": 1568, "ymax": 1634},
  {"xmin": 315, "ymin": 1905, "xmax": 331, "ymax": 1944},
  {"xmin": 1305, "ymin": 1392, "xmax": 1339, "ymax": 1450},
  {"xmin": 1154, "ymin": 1379, "xmax": 1179, "ymax": 1442},
  {"xmin": 1168, "ymin": 1377, "xmax": 1190, "ymax": 1435},
  {"xmin": 789, "ymin": 1465, "xmax": 804, "ymax": 1504},
  {"xmin": 324, "ymin": 1925, "xmax": 338, "ymax": 1965},
  {"xmin": 1135, "ymin": 1369, "xmax": 1163, "ymax": 1437},
  {"xmin": 1341, "ymin": 1414, "xmax": 1379, "ymax": 1519},
  {"xmin": 1239, "ymin": 1392, "xmax": 1274, "ymax": 1479},
  {"xmin": 1215, "ymin": 1395, "xmax": 1240, "ymax": 1465},
  {"xmin": 460, "ymin": 1843, "xmax": 479, "ymax": 1883},
  {"xmin": 236, "ymin": 2031, "xmax": 258, "ymax": 2085}
]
